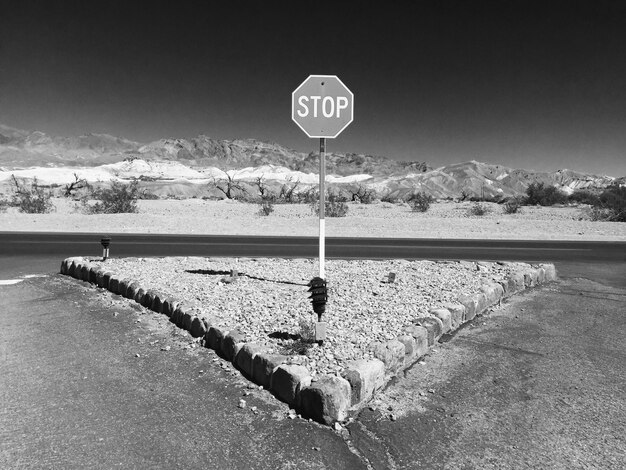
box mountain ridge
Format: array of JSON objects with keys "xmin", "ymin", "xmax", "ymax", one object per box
[{"xmin": 1, "ymin": 123, "xmax": 622, "ymax": 199}]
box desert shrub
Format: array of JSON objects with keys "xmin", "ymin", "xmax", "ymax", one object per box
[
  {"xmin": 139, "ymin": 191, "xmax": 160, "ymax": 200},
  {"xmin": 299, "ymin": 188, "xmax": 319, "ymax": 204},
  {"xmin": 10, "ymin": 175, "xmax": 54, "ymax": 213},
  {"xmin": 88, "ymin": 180, "xmax": 140, "ymax": 214},
  {"xmin": 568, "ymin": 190, "xmax": 600, "ymax": 206},
  {"xmin": 594, "ymin": 185, "xmax": 626, "ymax": 222},
  {"xmin": 277, "ymin": 177, "xmax": 301, "ymax": 203},
  {"xmin": 350, "ymin": 184, "xmax": 377, "ymax": 204},
  {"xmin": 279, "ymin": 316, "xmax": 316, "ymax": 355},
  {"xmin": 467, "ymin": 202, "xmax": 488, "ymax": 216},
  {"xmin": 407, "ymin": 192, "xmax": 433, "ymax": 212},
  {"xmin": 524, "ymin": 182, "xmax": 567, "ymax": 206},
  {"xmin": 310, "ymin": 191, "xmax": 349, "ymax": 217},
  {"xmin": 380, "ymin": 192, "xmax": 401, "ymax": 204},
  {"xmin": 0, "ymin": 198, "xmax": 9, "ymax": 213},
  {"xmin": 503, "ymin": 198, "xmax": 521, "ymax": 214},
  {"xmin": 258, "ymin": 195, "xmax": 276, "ymax": 216}
]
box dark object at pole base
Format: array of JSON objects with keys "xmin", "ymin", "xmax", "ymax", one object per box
[
  {"xmin": 100, "ymin": 237, "xmax": 111, "ymax": 260},
  {"xmin": 308, "ymin": 277, "xmax": 328, "ymax": 317}
]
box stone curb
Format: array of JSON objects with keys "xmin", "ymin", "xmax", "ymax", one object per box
[{"xmin": 60, "ymin": 257, "xmax": 557, "ymax": 425}]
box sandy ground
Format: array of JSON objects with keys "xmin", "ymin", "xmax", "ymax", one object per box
[{"xmin": 1, "ymin": 198, "xmax": 625, "ymax": 240}]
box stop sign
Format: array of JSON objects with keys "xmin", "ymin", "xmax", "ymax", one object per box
[{"xmin": 292, "ymin": 75, "xmax": 354, "ymax": 138}]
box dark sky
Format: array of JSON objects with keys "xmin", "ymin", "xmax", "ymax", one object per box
[{"xmin": 1, "ymin": 0, "xmax": 625, "ymax": 175}]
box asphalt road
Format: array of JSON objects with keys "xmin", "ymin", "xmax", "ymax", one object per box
[
  {"xmin": 1, "ymin": 249, "xmax": 625, "ymax": 469},
  {"xmin": 1, "ymin": 232, "xmax": 625, "ymax": 263}
]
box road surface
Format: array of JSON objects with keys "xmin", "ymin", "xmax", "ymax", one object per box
[
  {"xmin": 1, "ymin": 245, "xmax": 625, "ymax": 468},
  {"xmin": 1, "ymin": 232, "xmax": 625, "ymax": 263}
]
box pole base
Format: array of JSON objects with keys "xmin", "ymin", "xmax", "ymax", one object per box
[{"xmin": 315, "ymin": 321, "xmax": 327, "ymax": 343}]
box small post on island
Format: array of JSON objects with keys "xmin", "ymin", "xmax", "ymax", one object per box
[{"xmin": 292, "ymin": 74, "xmax": 354, "ymax": 345}]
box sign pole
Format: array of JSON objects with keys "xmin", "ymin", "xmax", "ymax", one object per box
[{"xmin": 319, "ymin": 137, "xmax": 326, "ymax": 280}]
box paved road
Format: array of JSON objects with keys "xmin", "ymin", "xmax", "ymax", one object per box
[
  {"xmin": 0, "ymin": 257, "xmax": 362, "ymax": 469},
  {"xmin": 1, "ymin": 255, "xmax": 625, "ymax": 469},
  {"xmin": 346, "ymin": 261, "xmax": 626, "ymax": 469},
  {"xmin": 1, "ymin": 232, "xmax": 625, "ymax": 263}
]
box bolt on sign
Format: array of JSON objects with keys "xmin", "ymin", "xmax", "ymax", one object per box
[
  {"xmin": 292, "ymin": 75, "xmax": 354, "ymax": 138},
  {"xmin": 292, "ymin": 75, "xmax": 354, "ymax": 343}
]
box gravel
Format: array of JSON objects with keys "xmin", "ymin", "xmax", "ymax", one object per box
[{"xmin": 92, "ymin": 256, "xmax": 532, "ymax": 377}]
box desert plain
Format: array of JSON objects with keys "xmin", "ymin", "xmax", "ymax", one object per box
[{"xmin": 1, "ymin": 197, "xmax": 625, "ymax": 241}]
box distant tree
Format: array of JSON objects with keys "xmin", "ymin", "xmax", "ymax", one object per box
[
  {"xmin": 64, "ymin": 173, "xmax": 89, "ymax": 198},
  {"xmin": 210, "ymin": 172, "xmax": 248, "ymax": 200},
  {"xmin": 254, "ymin": 175, "xmax": 269, "ymax": 199},
  {"xmin": 524, "ymin": 182, "xmax": 567, "ymax": 206},
  {"xmin": 278, "ymin": 176, "xmax": 300, "ymax": 203}
]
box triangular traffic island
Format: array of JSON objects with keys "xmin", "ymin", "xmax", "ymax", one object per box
[{"xmin": 59, "ymin": 256, "xmax": 557, "ymax": 425}]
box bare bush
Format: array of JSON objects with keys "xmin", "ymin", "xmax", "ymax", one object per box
[{"xmin": 11, "ymin": 175, "xmax": 54, "ymax": 213}]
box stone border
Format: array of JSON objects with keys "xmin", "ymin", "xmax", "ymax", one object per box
[{"xmin": 60, "ymin": 257, "xmax": 557, "ymax": 425}]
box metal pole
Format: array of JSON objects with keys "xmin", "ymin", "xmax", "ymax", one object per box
[{"xmin": 319, "ymin": 137, "xmax": 326, "ymax": 280}]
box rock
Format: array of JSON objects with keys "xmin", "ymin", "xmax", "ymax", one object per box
[
  {"xmin": 116, "ymin": 278, "xmax": 129, "ymax": 297},
  {"xmin": 170, "ymin": 304, "xmax": 184, "ymax": 327},
  {"xmin": 190, "ymin": 316, "xmax": 207, "ymax": 338},
  {"xmin": 206, "ymin": 326, "xmax": 225, "ymax": 352},
  {"xmin": 443, "ymin": 303, "xmax": 465, "ymax": 330},
  {"xmin": 270, "ymin": 364, "xmax": 311, "ymax": 406},
  {"xmin": 68, "ymin": 259, "xmax": 82, "ymax": 278},
  {"xmin": 480, "ymin": 283, "xmax": 504, "ymax": 308},
  {"xmin": 252, "ymin": 353, "xmax": 289, "ymax": 389},
  {"xmin": 150, "ymin": 291, "xmax": 166, "ymax": 313},
  {"xmin": 429, "ymin": 308, "xmax": 452, "ymax": 334},
  {"xmin": 162, "ymin": 297, "xmax": 179, "ymax": 317},
  {"xmin": 181, "ymin": 312, "xmax": 193, "ymax": 331},
  {"xmin": 508, "ymin": 272, "xmax": 526, "ymax": 294},
  {"xmin": 298, "ymin": 375, "xmax": 351, "ymax": 425},
  {"xmin": 457, "ymin": 294, "xmax": 478, "ymax": 322},
  {"xmin": 401, "ymin": 325, "xmax": 429, "ymax": 358},
  {"xmin": 341, "ymin": 358, "xmax": 385, "ymax": 405},
  {"xmin": 238, "ymin": 399, "xmax": 246, "ymax": 409},
  {"xmin": 523, "ymin": 270, "xmax": 538, "ymax": 288},
  {"xmin": 108, "ymin": 276, "xmax": 121, "ymax": 295},
  {"xmin": 88, "ymin": 266, "xmax": 101, "ymax": 285},
  {"xmin": 141, "ymin": 289, "xmax": 157, "ymax": 309},
  {"xmin": 80, "ymin": 264, "xmax": 91, "ymax": 282},
  {"xmin": 535, "ymin": 267, "xmax": 546, "ymax": 284},
  {"xmin": 543, "ymin": 264, "xmax": 557, "ymax": 282},
  {"xmin": 235, "ymin": 342, "xmax": 264, "ymax": 378},
  {"xmin": 221, "ymin": 330, "xmax": 245, "ymax": 362},
  {"xmin": 126, "ymin": 282, "xmax": 141, "ymax": 300},
  {"xmin": 100, "ymin": 271, "xmax": 114, "ymax": 290},
  {"xmin": 372, "ymin": 340, "xmax": 405, "ymax": 376},
  {"xmin": 414, "ymin": 317, "xmax": 443, "ymax": 345},
  {"xmin": 396, "ymin": 334, "xmax": 418, "ymax": 361}
]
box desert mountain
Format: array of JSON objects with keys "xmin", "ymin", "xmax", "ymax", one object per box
[{"xmin": 0, "ymin": 123, "xmax": 621, "ymax": 200}]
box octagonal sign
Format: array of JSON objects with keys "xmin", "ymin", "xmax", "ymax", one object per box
[{"xmin": 292, "ymin": 75, "xmax": 354, "ymax": 139}]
